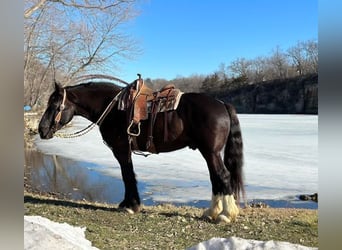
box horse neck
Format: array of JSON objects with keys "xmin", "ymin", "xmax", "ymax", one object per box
[{"xmin": 68, "ymin": 85, "xmax": 120, "ymax": 123}]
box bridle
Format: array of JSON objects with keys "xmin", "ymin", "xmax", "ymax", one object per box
[
  {"xmin": 50, "ymin": 74, "xmax": 132, "ymax": 138},
  {"xmin": 53, "ymin": 87, "xmax": 124, "ymax": 138},
  {"xmin": 54, "ymin": 89, "xmax": 67, "ymax": 124}
]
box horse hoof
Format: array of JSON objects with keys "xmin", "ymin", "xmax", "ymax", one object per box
[
  {"xmin": 125, "ymin": 208, "xmax": 135, "ymax": 214},
  {"xmin": 201, "ymin": 214, "xmax": 213, "ymax": 222},
  {"xmin": 202, "ymin": 208, "xmax": 221, "ymax": 221},
  {"xmin": 118, "ymin": 206, "xmax": 135, "ymax": 214},
  {"xmin": 119, "ymin": 200, "xmax": 141, "ymax": 213},
  {"xmin": 216, "ymin": 214, "xmax": 231, "ymax": 224}
]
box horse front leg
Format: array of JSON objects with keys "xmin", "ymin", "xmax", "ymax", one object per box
[{"xmin": 113, "ymin": 150, "xmax": 141, "ymax": 213}]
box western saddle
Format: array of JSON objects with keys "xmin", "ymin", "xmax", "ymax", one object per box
[{"xmin": 118, "ymin": 74, "xmax": 183, "ymax": 152}]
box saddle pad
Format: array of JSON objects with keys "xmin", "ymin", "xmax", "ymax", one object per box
[
  {"xmin": 147, "ymin": 89, "xmax": 183, "ymax": 113},
  {"xmin": 117, "ymin": 87, "xmax": 183, "ymax": 113}
]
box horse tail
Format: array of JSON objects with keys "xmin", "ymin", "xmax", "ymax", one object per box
[{"xmin": 224, "ymin": 103, "xmax": 245, "ymax": 205}]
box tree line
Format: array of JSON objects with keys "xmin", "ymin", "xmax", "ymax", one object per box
[{"xmin": 148, "ymin": 39, "xmax": 317, "ymax": 93}]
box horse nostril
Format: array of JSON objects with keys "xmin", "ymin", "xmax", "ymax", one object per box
[
  {"xmin": 38, "ymin": 129, "xmax": 46, "ymax": 139},
  {"xmin": 38, "ymin": 127, "xmax": 43, "ymax": 136},
  {"xmin": 38, "ymin": 126, "xmax": 51, "ymax": 139}
]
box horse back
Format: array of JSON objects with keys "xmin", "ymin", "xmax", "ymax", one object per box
[{"xmin": 177, "ymin": 92, "xmax": 229, "ymax": 124}]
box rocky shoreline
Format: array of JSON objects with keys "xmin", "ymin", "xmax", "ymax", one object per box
[{"xmin": 299, "ymin": 193, "xmax": 318, "ymax": 203}]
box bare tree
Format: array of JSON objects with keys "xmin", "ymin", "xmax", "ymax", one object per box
[
  {"xmin": 287, "ymin": 39, "xmax": 318, "ymax": 76},
  {"xmin": 228, "ymin": 57, "xmax": 252, "ymax": 79},
  {"xmin": 247, "ymin": 56, "xmax": 268, "ymax": 83},
  {"xmin": 148, "ymin": 74, "xmax": 205, "ymax": 93},
  {"xmin": 216, "ymin": 63, "xmax": 229, "ymax": 81},
  {"xmin": 268, "ymin": 46, "xmax": 290, "ymax": 79},
  {"xmin": 303, "ymin": 39, "xmax": 318, "ymax": 74},
  {"xmin": 287, "ymin": 41, "xmax": 307, "ymax": 75},
  {"xmin": 170, "ymin": 74, "xmax": 205, "ymax": 92},
  {"xmin": 24, "ymin": 0, "xmax": 141, "ymax": 109}
]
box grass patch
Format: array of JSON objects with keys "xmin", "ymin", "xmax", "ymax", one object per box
[{"xmin": 24, "ymin": 192, "xmax": 318, "ymax": 249}]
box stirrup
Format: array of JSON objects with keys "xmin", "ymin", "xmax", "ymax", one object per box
[{"xmin": 127, "ymin": 120, "xmax": 141, "ymax": 136}]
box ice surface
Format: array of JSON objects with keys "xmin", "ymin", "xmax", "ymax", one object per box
[{"xmin": 34, "ymin": 114, "xmax": 318, "ymax": 204}]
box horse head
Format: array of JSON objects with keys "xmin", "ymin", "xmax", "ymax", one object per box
[{"xmin": 38, "ymin": 81, "xmax": 76, "ymax": 139}]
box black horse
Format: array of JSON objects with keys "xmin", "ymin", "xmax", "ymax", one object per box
[{"xmin": 38, "ymin": 77, "xmax": 244, "ymax": 223}]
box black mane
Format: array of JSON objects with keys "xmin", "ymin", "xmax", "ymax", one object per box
[{"xmin": 66, "ymin": 81, "xmax": 123, "ymax": 92}]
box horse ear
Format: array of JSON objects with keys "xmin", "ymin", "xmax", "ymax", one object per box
[{"xmin": 54, "ymin": 80, "xmax": 63, "ymax": 92}]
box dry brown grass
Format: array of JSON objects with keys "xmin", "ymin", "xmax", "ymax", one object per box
[{"xmin": 24, "ymin": 192, "xmax": 317, "ymax": 249}]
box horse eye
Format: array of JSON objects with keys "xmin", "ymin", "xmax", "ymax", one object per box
[
  {"xmin": 50, "ymin": 95, "xmax": 59, "ymax": 103},
  {"xmin": 48, "ymin": 96, "xmax": 60, "ymax": 107}
]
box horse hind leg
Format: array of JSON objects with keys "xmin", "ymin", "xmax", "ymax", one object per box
[
  {"xmin": 203, "ymin": 193, "xmax": 223, "ymax": 221},
  {"xmin": 217, "ymin": 194, "xmax": 239, "ymax": 223},
  {"xmin": 201, "ymin": 152, "xmax": 239, "ymax": 223},
  {"xmin": 205, "ymin": 196, "xmax": 239, "ymax": 224}
]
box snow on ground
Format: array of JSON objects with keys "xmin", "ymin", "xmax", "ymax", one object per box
[
  {"xmin": 25, "ymin": 216, "xmax": 317, "ymax": 250},
  {"xmin": 24, "ymin": 216, "xmax": 98, "ymax": 250},
  {"xmin": 188, "ymin": 237, "xmax": 318, "ymax": 250}
]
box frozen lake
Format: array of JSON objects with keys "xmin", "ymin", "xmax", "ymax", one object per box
[{"xmin": 27, "ymin": 114, "xmax": 318, "ymax": 208}]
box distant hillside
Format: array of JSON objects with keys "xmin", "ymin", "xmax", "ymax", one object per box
[{"xmin": 211, "ymin": 74, "xmax": 317, "ymax": 114}]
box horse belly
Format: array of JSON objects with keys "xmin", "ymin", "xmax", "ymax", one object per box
[{"xmin": 150, "ymin": 111, "xmax": 189, "ymax": 152}]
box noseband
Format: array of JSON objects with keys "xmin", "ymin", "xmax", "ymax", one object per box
[{"xmin": 54, "ymin": 89, "xmax": 67, "ymax": 124}]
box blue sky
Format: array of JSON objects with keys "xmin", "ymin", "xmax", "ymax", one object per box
[{"xmin": 117, "ymin": 0, "xmax": 317, "ymax": 81}]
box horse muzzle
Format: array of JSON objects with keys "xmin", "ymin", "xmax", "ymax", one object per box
[{"xmin": 38, "ymin": 126, "xmax": 54, "ymax": 139}]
